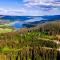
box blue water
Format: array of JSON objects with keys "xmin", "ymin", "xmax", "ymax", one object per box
[{"xmin": 1, "ymin": 15, "xmax": 60, "ymax": 28}]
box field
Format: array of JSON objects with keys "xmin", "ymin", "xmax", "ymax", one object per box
[
  {"xmin": 0, "ymin": 28, "xmax": 13, "ymax": 33},
  {"xmin": 0, "ymin": 24, "xmax": 14, "ymax": 33}
]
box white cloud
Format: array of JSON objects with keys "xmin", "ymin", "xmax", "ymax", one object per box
[
  {"xmin": 22, "ymin": 0, "xmax": 60, "ymax": 16},
  {"xmin": 23, "ymin": 0, "xmax": 60, "ymax": 8},
  {"xmin": 0, "ymin": 7, "xmax": 60, "ymax": 16},
  {"xmin": 0, "ymin": 8, "xmax": 27, "ymax": 16},
  {"xmin": 0, "ymin": 7, "xmax": 40, "ymax": 16},
  {"xmin": 0, "ymin": 0, "xmax": 60, "ymax": 16}
]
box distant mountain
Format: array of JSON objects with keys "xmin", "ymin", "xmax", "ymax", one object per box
[
  {"xmin": 0, "ymin": 15, "xmax": 33, "ymax": 21},
  {"xmin": 0, "ymin": 15, "xmax": 60, "ymax": 21},
  {"xmin": 0, "ymin": 15, "xmax": 60, "ymax": 28},
  {"xmin": 23, "ymin": 15, "xmax": 60, "ymax": 28}
]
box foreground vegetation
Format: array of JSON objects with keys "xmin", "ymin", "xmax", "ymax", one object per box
[
  {"xmin": 0, "ymin": 31, "xmax": 58, "ymax": 60},
  {"xmin": 0, "ymin": 21, "xmax": 60, "ymax": 60}
]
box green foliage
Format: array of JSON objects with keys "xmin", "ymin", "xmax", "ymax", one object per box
[
  {"xmin": 2, "ymin": 46, "xmax": 10, "ymax": 52},
  {"xmin": 0, "ymin": 21, "xmax": 60, "ymax": 60}
]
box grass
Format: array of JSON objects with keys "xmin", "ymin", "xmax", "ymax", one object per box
[
  {"xmin": 0, "ymin": 24, "xmax": 10, "ymax": 28},
  {"xmin": 0, "ymin": 28, "xmax": 13, "ymax": 33},
  {"xmin": 0, "ymin": 24, "xmax": 14, "ymax": 33},
  {"xmin": 0, "ymin": 30, "xmax": 58, "ymax": 60},
  {"xmin": 0, "ymin": 21, "xmax": 59, "ymax": 60}
]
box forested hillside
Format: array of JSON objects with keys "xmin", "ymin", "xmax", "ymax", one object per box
[{"xmin": 31, "ymin": 21, "xmax": 60, "ymax": 35}]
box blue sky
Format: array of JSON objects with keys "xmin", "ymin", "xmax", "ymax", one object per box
[{"xmin": 0, "ymin": 0, "xmax": 60, "ymax": 16}]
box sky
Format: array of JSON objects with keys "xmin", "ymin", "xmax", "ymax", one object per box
[{"xmin": 0, "ymin": 0, "xmax": 60, "ymax": 16}]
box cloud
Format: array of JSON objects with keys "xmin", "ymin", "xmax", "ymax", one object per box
[
  {"xmin": 0, "ymin": 0, "xmax": 60, "ymax": 16},
  {"xmin": 0, "ymin": 7, "xmax": 60, "ymax": 16},
  {"xmin": 0, "ymin": 7, "xmax": 41, "ymax": 16},
  {"xmin": 22, "ymin": 0, "xmax": 60, "ymax": 16},
  {"xmin": 0, "ymin": 8, "xmax": 27, "ymax": 16},
  {"xmin": 23, "ymin": 0, "xmax": 60, "ymax": 7}
]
